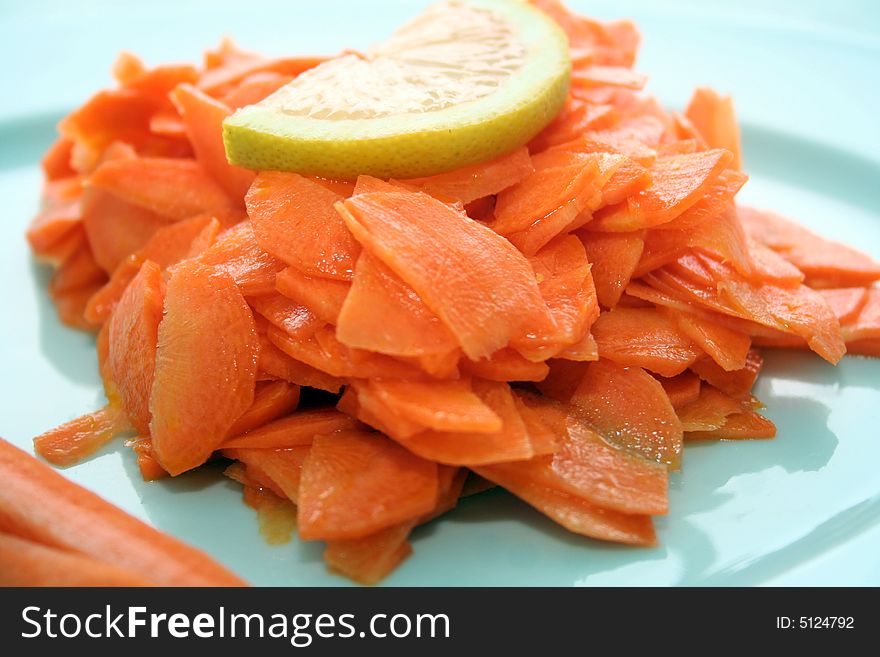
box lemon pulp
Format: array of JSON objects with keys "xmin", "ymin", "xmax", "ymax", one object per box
[{"xmin": 223, "ymin": 0, "xmax": 570, "ymax": 179}]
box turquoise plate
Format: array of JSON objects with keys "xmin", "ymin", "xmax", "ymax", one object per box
[{"xmin": 2, "ymin": 0, "xmax": 878, "ymax": 586}]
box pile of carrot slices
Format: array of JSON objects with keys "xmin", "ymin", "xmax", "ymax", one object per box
[{"xmin": 26, "ymin": 0, "xmax": 880, "ymax": 585}]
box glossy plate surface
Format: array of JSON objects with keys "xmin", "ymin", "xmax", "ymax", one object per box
[{"xmin": 2, "ymin": 0, "xmax": 878, "ymax": 585}]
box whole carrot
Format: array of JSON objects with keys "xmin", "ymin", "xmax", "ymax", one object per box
[
  {"xmin": 0, "ymin": 438, "xmax": 247, "ymax": 586},
  {"xmin": 0, "ymin": 532, "xmax": 153, "ymax": 587}
]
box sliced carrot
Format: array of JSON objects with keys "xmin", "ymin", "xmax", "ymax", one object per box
[
  {"xmin": 198, "ymin": 38, "xmax": 325, "ymax": 94},
  {"xmin": 50, "ymin": 279, "xmax": 105, "ymax": 332},
  {"xmin": 686, "ymin": 410, "xmax": 776, "ymax": 440},
  {"xmin": 223, "ymin": 408, "xmax": 358, "ymax": 449},
  {"xmin": 108, "ymin": 260, "xmax": 165, "ymax": 434},
  {"xmin": 220, "ymin": 71, "xmax": 295, "ymax": 109},
  {"xmin": 33, "ymin": 404, "xmax": 130, "ymax": 467},
  {"xmin": 250, "ymin": 293, "xmax": 323, "ymax": 339},
  {"xmin": 226, "ymin": 380, "xmax": 300, "ymax": 437},
  {"xmin": 336, "ymin": 251, "xmax": 459, "ymax": 362},
  {"xmin": 297, "ymin": 431, "xmax": 438, "ymax": 540},
  {"xmin": 493, "ymin": 154, "xmax": 615, "ymax": 253},
  {"xmin": 41, "ymin": 137, "xmax": 76, "ymax": 181},
  {"xmin": 0, "ymin": 532, "xmax": 154, "ymax": 587},
  {"xmin": 571, "ymin": 359, "xmax": 683, "ymax": 468},
  {"xmin": 170, "ymin": 84, "xmax": 255, "ymax": 200},
  {"xmin": 269, "ymin": 324, "xmax": 425, "ymax": 381},
  {"xmin": 258, "ymin": 334, "xmax": 343, "ymax": 392},
  {"xmin": 517, "ymin": 392, "xmax": 668, "ymax": 514},
  {"xmin": 364, "ymin": 378, "xmax": 502, "ymax": 434},
  {"xmin": 398, "ymin": 380, "xmax": 536, "ymax": 466},
  {"xmin": 396, "ymin": 147, "xmax": 534, "ymax": 204},
  {"xmin": 475, "ymin": 462, "xmax": 656, "ymax": 546},
  {"xmin": 246, "ymin": 172, "xmax": 360, "ymax": 281},
  {"xmin": 344, "ymin": 381, "xmax": 426, "ymax": 440},
  {"xmin": 222, "ymin": 446, "xmax": 311, "ymax": 503},
  {"xmin": 194, "ymin": 221, "xmax": 285, "ymax": 296},
  {"xmin": 572, "ymin": 65, "xmax": 647, "ymax": 90},
  {"xmin": 339, "ymin": 191, "xmax": 554, "ymax": 360},
  {"xmin": 591, "ymin": 306, "xmax": 701, "ymax": 377},
  {"xmin": 676, "ymin": 385, "xmax": 746, "ymax": 432},
  {"xmin": 26, "ymin": 177, "xmax": 82, "ymax": 256},
  {"xmin": 84, "ymin": 214, "xmax": 220, "ymax": 324},
  {"xmin": 530, "ymin": 97, "xmax": 618, "ymax": 151},
  {"xmin": 660, "ymin": 371, "xmax": 702, "ymax": 409},
  {"xmin": 690, "ymin": 349, "xmax": 763, "ymax": 398},
  {"xmin": 323, "ymin": 466, "xmax": 465, "ymax": 584},
  {"xmin": 80, "ymin": 187, "xmax": 166, "ymax": 274},
  {"xmin": 150, "ymin": 261, "xmax": 259, "ymax": 475},
  {"xmin": 324, "ymin": 522, "xmax": 414, "ymax": 585},
  {"xmin": 589, "ymin": 149, "xmax": 733, "ymax": 231},
  {"xmin": 685, "ymin": 88, "xmax": 742, "ymax": 170},
  {"xmin": 0, "ymin": 438, "xmax": 246, "ymax": 585},
  {"xmin": 532, "ymin": 1, "xmax": 639, "ymax": 68},
  {"xmin": 671, "ymin": 311, "xmax": 751, "ymax": 372},
  {"xmin": 578, "ymin": 230, "xmax": 645, "ymax": 308},
  {"xmin": 739, "ymin": 206, "xmax": 880, "ymax": 288},
  {"xmin": 47, "ymin": 241, "xmax": 106, "ymax": 295},
  {"xmin": 526, "ymin": 235, "xmax": 599, "ymax": 356},
  {"xmin": 275, "ymin": 266, "xmax": 350, "ymax": 325},
  {"xmin": 89, "ymin": 156, "xmax": 232, "ymax": 220},
  {"xmin": 461, "ymin": 348, "xmax": 550, "ymax": 382}
]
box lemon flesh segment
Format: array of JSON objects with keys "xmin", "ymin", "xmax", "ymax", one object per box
[{"xmin": 223, "ymin": 0, "xmax": 570, "ymax": 179}]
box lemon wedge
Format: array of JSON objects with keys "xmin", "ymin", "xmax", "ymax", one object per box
[{"xmin": 222, "ymin": 0, "xmax": 570, "ymax": 179}]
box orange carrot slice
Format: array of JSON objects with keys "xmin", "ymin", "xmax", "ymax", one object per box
[
  {"xmin": 461, "ymin": 348, "xmax": 549, "ymax": 382},
  {"xmin": 474, "ymin": 461, "xmax": 656, "ymax": 546},
  {"xmin": 589, "ymin": 149, "xmax": 733, "ymax": 231},
  {"xmin": 194, "ymin": 221, "xmax": 285, "ymax": 296},
  {"xmin": 27, "ymin": 177, "xmax": 83, "ymax": 257},
  {"xmin": 671, "ymin": 311, "xmax": 750, "ymax": 372},
  {"xmin": 570, "ymin": 359, "xmax": 683, "ymax": 468},
  {"xmin": 323, "ymin": 522, "xmax": 414, "ymax": 585},
  {"xmin": 223, "ymin": 408, "xmax": 358, "ymax": 449},
  {"xmin": 33, "ymin": 405, "xmax": 130, "ymax": 467},
  {"xmin": 80, "ymin": 187, "xmax": 166, "ymax": 273},
  {"xmin": 108, "ymin": 260, "xmax": 165, "ymax": 434},
  {"xmin": 297, "ymin": 431, "xmax": 438, "ymax": 540},
  {"xmin": 578, "ymin": 229, "xmax": 645, "ymax": 308},
  {"xmin": 396, "ymin": 147, "xmax": 534, "ymax": 204},
  {"xmin": 336, "ymin": 251, "xmax": 459, "ymax": 362},
  {"xmin": 170, "ymin": 84, "xmax": 255, "ymax": 200},
  {"xmin": 150, "ymin": 262, "xmax": 259, "ymax": 475},
  {"xmin": 686, "ymin": 411, "xmax": 776, "ymax": 440},
  {"xmin": 676, "ymin": 385, "xmax": 746, "ymax": 432},
  {"xmin": 690, "ymin": 349, "xmax": 763, "ymax": 398},
  {"xmin": 591, "ymin": 306, "xmax": 701, "ymax": 377},
  {"xmin": 685, "ymin": 88, "xmax": 742, "ymax": 170},
  {"xmin": 246, "ymin": 172, "xmax": 360, "ymax": 281},
  {"xmin": 222, "ymin": 446, "xmax": 311, "ymax": 503},
  {"xmin": 226, "ymin": 380, "xmax": 300, "ymax": 437},
  {"xmin": 89, "ymin": 156, "xmax": 232, "ymax": 220},
  {"xmin": 399, "ymin": 380, "xmax": 535, "ymax": 466},
  {"xmin": 275, "ymin": 266, "xmax": 350, "ymax": 325},
  {"xmin": 339, "ymin": 191, "xmax": 554, "ymax": 360},
  {"xmin": 660, "ymin": 371, "xmax": 702, "ymax": 409},
  {"xmin": 220, "ymin": 72, "xmax": 295, "ymax": 109},
  {"xmin": 527, "ymin": 235, "xmax": 599, "ymax": 355},
  {"xmin": 364, "ymin": 378, "xmax": 502, "ymax": 434},
  {"xmin": 0, "ymin": 438, "xmax": 246, "ymax": 585},
  {"xmin": 739, "ymin": 206, "xmax": 880, "ymax": 288}
]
